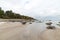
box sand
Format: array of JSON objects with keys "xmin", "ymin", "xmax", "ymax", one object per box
[
  {"xmin": 40, "ymin": 28, "xmax": 60, "ymax": 40},
  {"xmin": 0, "ymin": 22, "xmax": 43, "ymax": 40},
  {"xmin": 0, "ymin": 22, "xmax": 28, "ymax": 40},
  {"xmin": 0, "ymin": 22, "xmax": 60, "ymax": 40}
]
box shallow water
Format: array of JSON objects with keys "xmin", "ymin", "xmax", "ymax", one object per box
[
  {"xmin": 0, "ymin": 21, "xmax": 60, "ymax": 40},
  {"xmin": 18, "ymin": 22, "xmax": 49, "ymax": 40}
]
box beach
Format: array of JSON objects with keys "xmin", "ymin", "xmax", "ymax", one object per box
[
  {"xmin": 0, "ymin": 22, "xmax": 29, "ymax": 40},
  {"xmin": 0, "ymin": 21, "xmax": 60, "ymax": 40}
]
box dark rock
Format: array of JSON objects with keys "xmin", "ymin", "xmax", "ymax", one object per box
[
  {"xmin": 22, "ymin": 21, "xmax": 27, "ymax": 24},
  {"xmin": 46, "ymin": 22, "xmax": 52, "ymax": 25},
  {"xmin": 46, "ymin": 25, "xmax": 56, "ymax": 29}
]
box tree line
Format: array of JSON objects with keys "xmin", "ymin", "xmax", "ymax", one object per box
[{"xmin": 0, "ymin": 7, "xmax": 35, "ymax": 20}]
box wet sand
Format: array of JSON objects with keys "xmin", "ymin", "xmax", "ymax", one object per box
[
  {"xmin": 0, "ymin": 22, "xmax": 60, "ymax": 40},
  {"xmin": 0, "ymin": 22, "xmax": 28, "ymax": 40},
  {"xmin": 0, "ymin": 22, "xmax": 44, "ymax": 40},
  {"xmin": 40, "ymin": 28, "xmax": 60, "ymax": 40}
]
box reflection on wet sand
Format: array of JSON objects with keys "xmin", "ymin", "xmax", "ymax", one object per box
[{"xmin": 0, "ymin": 21, "xmax": 60, "ymax": 40}]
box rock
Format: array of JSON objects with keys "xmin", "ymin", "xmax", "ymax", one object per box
[
  {"xmin": 46, "ymin": 22, "xmax": 52, "ymax": 25},
  {"xmin": 46, "ymin": 25, "xmax": 56, "ymax": 29},
  {"xmin": 22, "ymin": 21, "xmax": 27, "ymax": 24}
]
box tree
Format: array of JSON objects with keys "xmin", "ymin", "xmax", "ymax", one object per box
[
  {"xmin": 5, "ymin": 10, "xmax": 15, "ymax": 18},
  {"xmin": 0, "ymin": 7, "xmax": 4, "ymax": 18},
  {"xmin": 0, "ymin": 7, "xmax": 35, "ymax": 20}
]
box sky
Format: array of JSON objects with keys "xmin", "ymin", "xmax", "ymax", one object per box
[{"xmin": 0, "ymin": 0, "xmax": 60, "ymax": 17}]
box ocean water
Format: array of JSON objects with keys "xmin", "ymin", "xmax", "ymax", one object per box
[
  {"xmin": 0, "ymin": 21, "xmax": 60, "ymax": 31},
  {"xmin": 28, "ymin": 21, "xmax": 60, "ymax": 32}
]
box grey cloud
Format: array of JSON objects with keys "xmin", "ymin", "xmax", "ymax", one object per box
[{"xmin": 0, "ymin": 0, "xmax": 60, "ymax": 17}]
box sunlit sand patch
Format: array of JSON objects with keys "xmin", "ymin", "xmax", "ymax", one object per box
[{"xmin": 0, "ymin": 22, "xmax": 6, "ymax": 25}]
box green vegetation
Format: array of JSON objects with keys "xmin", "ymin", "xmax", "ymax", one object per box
[{"xmin": 0, "ymin": 7, "xmax": 35, "ymax": 20}]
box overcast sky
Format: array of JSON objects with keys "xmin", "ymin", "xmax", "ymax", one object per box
[{"xmin": 0, "ymin": 0, "xmax": 60, "ymax": 17}]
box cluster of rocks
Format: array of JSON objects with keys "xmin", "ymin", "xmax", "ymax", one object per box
[{"xmin": 46, "ymin": 22, "xmax": 56, "ymax": 29}]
